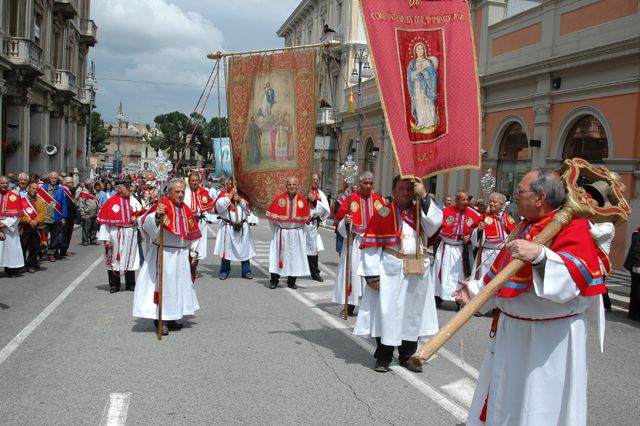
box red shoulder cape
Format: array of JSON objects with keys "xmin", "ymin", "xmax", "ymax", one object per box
[
  {"xmin": 1, "ymin": 191, "xmax": 23, "ymax": 217},
  {"xmin": 265, "ymin": 192, "xmax": 310, "ymax": 224},
  {"xmin": 335, "ymin": 192, "xmax": 385, "ymax": 233},
  {"xmin": 144, "ymin": 198, "xmax": 201, "ymax": 240},
  {"xmin": 96, "ymin": 194, "xmax": 137, "ymax": 226},
  {"xmin": 360, "ymin": 200, "xmax": 417, "ymax": 248}
]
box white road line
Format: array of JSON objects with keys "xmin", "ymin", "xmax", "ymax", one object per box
[
  {"xmin": 100, "ymin": 392, "xmax": 132, "ymax": 426},
  {"xmin": 305, "ymin": 291, "xmax": 333, "ymax": 301},
  {"xmin": 440, "ymin": 377, "xmax": 476, "ymax": 408},
  {"xmin": 607, "ymin": 292, "xmax": 630, "ymax": 303},
  {"xmin": 318, "ymin": 261, "xmax": 336, "ymax": 278},
  {"xmin": 0, "ymin": 255, "xmax": 104, "ymax": 367},
  {"xmin": 430, "ymin": 346, "xmax": 479, "ymax": 380}
]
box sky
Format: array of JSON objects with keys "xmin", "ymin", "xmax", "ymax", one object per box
[{"xmin": 90, "ymin": 0, "xmax": 301, "ymax": 125}]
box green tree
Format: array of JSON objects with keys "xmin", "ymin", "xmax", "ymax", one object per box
[
  {"xmin": 89, "ymin": 111, "xmax": 110, "ymax": 153},
  {"xmin": 151, "ymin": 111, "xmax": 212, "ymax": 167}
]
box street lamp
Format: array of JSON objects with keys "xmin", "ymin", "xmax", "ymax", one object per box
[
  {"xmin": 86, "ymin": 61, "xmax": 96, "ymax": 176},
  {"xmin": 115, "ymin": 102, "xmax": 125, "ymax": 176},
  {"xmin": 348, "ymin": 47, "xmax": 372, "ymax": 180}
]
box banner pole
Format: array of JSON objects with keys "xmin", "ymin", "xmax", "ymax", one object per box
[{"xmin": 207, "ymin": 40, "xmax": 340, "ymax": 60}]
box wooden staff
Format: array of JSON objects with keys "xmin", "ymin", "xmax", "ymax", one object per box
[
  {"xmin": 407, "ymin": 158, "xmax": 631, "ymax": 368},
  {"xmin": 156, "ymin": 193, "xmax": 165, "ymax": 340},
  {"xmin": 343, "ymin": 192, "xmax": 352, "ymax": 320}
]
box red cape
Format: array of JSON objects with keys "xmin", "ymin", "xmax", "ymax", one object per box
[
  {"xmin": 484, "ymin": 212, "xmax": 606, "ymax": 298},
  {"xmin": 360, "ymin": 200, "xmax": 417, "ymax": 248},
  {"xmin": 96, "ymin": 194, "xmax": 138, "ymax": 226},
  {"xmin": 335, "ymin": 192, "xmax": 385, "ymax": 234},
  {"xmin": 481, "ymin": 212, "xmax": 517, "ymax": 245},
  {"xmin": 144, "ymin": 198, "xmax": 201, "ymax": 241},
  {"xmin": 1, "ymin": 191, "xmax": 23, "ymax": 217},
  {"xmin": 188, "ymin": 186, "xmax": 215, "ymax": 213},
  {"xmin": 439, "ymin": 206, "xmax": 481, "ymax": 240},
  {"xmin": 265, "ymin": 192, "xmax": 310, "ymax": 224}
]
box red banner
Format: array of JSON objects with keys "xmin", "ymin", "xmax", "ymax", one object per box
[
  {"xmin": 227, "ymin": 51, "xmax": 316, "ymax": 210},
  {"xmin": 360, "ymin": 0, "xmax": 480, "ymax": 178}
]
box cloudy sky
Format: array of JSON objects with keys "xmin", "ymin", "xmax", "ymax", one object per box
[{"xmin": 91, "ymin": 0, "xmax": 301, "ymax": 125}]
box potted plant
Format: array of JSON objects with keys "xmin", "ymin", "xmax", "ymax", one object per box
[
  {"xmin": 2, "ymin": 141, "xmax": 20, "ymax": 154},
  {"xmin": 76, "ymin": 149, "xmax": 82, "ymax": 156},
  {"xmin": 29, "ymin": 144, "xmax": 42, "ymax": 158}
]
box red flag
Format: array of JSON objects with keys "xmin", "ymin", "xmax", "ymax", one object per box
[
  {"xmin": 37, "ymin": 186, "xmax": 63, "ymax": 216},
  {"xmin": 360, "ymin": 0, "xmax": 480, "ymax": 178}
]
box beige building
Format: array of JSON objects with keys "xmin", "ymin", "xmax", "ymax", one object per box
[
  {"xmin": 278, "ymin": 0, "xmax": 640, "ymax": 268},
  {"xmin": 0, "ymin": 0, "xmax": 97, "ymax": 179}
]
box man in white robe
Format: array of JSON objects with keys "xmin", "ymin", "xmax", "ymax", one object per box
[
  {"xmin": 96, "ymin": 178, "xmax": 142, "ymax": 293},
  {"xmin": 331, "ymin": 172, "xmax": 385, "ymax": 315},
  {"xmin": 354, "ymin": 176, "xmax": 442, "ymax": 372},
  {"xmin": 0, "ymin": 176, "xmax": 25, "ymax": 277},
  {"xmin": 133, "ymin": 178, "xmax": 201, "ymax": 335},
  {"xmin": 184, "ymin": 172, "xmax": 215, "ymax": 282},
  {"xmin": 213, "ymin": 180, "xmax": 257, "ymax": 279},
  {"xmin": 455, "ymin": 169, "xmax": 609, "ymax": 426},
  {"xmin": 306, "ymin": 173, "xmax": 330, "ymax": 282},
  {"xmin": 266, "ymin": 177, "xmax": 311, "ymax": 289}
]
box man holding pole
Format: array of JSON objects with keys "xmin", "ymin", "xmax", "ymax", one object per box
[
  {"xmin": 266, "ymin": 177, "xmax": 311, "ymax": 290},
  {"xmin": 184, "ymin": 172, "xmax": 216, "ymax": 282},
  {"xmin": 454, "ymin": 169, "xmax": 608, "ymax": 425},
  {"xmin": 331, "ymin": 171, "xmax": 384, "ymax": 316},
  {"xmin": 353, "ymin": 176, "xmax": 442, "ymax": 372},
  {"xmin": 306, "ymin": 173, "xmax": 330, "ymax": 282},
  {"xmin": 133, "ymin": 178, "xmax": 201, "ymax": 335}
]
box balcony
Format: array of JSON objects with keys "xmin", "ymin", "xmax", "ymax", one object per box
[
  {"xmin": 2, "ymin": 37, "xmax": 43, "ymax": 73},
  {"xmin": 78, "ymin": 87, "xmax": 96, "ymax": 107},
  {"xmin": 53, "ymin": 0, "xmax": 79, "ymax": 19},
  {"xmin": 317, "ymin": 107, "xmax": 337, "ymax": 126},
  {"xmin": 79, "ymin": 19, "xmax": 98, "ymax": 46},
  {"xmin": 53, "ymin": 70, "xmax": 77, "ymax": 95}
]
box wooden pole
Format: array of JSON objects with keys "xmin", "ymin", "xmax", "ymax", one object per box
[
  {"xmin": 343, "ymin": 194, "xmax": 352, "ymax": 320},
  {"xmin": 156, "ymin": 194, "xmax": 164, "ymax": 340}
]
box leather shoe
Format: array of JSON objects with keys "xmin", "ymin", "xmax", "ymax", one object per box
[
  {"xmin": 287, "ymin": 282, "xmax": 298, "ymax": 289},
  {"xmin": 166, "ymin": 320, "xmax": 183, "ymax": 330},
  {"xmin": 109, "ymin": 287, "xmax": 119, "ymax": 294},
  {"xmin": 311, "ymin": 274, "xmax": 324, "ymax": 282},
  {"xmin": 125, "ymin": 285, "xmax": 135, "ymax": 291},
  {"xmin": 219, "ymin": 274, "xmax": 229, "ymax": 280},
  {"xmin": 399, "ymin": 360, "xmax": 423, "ymax": 373},
  {"xmin": 65, "ymin": 251, "xmax": 75, "ymax": 256},
  {"xmin": 242, "ymin": 274, "xmax": 253, "ymax": 280},
  {"xmin": 153, "ymin": 321, "xmax": 169, "ymax": 335},
  {"xmin": 27, "ymin": 267, "xmax": 36, "ymax": 273},
  {"xmin": 374, "ymin": 360, "xmax": 390, "ymax": 373},
  {"xmin": 269, "ymin": 281, "xmax": 278, "ymax": 289},
  {"xmin": 48, "ymin": 255, "xmax": 56, "ymax": 262},
  {"xmin": 81, "ymin": 242, "xmax": 89, "ymax": 246}
]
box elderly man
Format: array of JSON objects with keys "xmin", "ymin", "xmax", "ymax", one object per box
[
  {"xmin": 184, "ymin": 172, "xmax": 215, "ymax": 281},
  {"xmin": 97, "ymin": 178, "xmax": 143, "ymax": 293},
  {"xmin": 354, "ymin": 176, "xmax": 442, "ymax": 372},
  {"xmin": 78, "ymin": 179, "xmax": 100, "ymax": 246},
  {"xmin": 213, "ymin": 178, "xmax": 256, "ymax": 280},
  {"xmin": 455, "ymin": 169, "xmax": 608, "ymax": 425},
  {"xmin": 266, "ymin": 177, "xmax": 311, "ymax": 289},
  {"xmin": 14, "ymin": 173, "xmax": 29, "ymax": 198},
  {"xmin": 470, "ymin": 192, "xmax": 517, "ymax": 280},
  {"xmin": 19, "ymin": 182, "xmax": 47, "ymax": 273},
  {"xmin": 0, "ymin": 176, "xmax": 25, "ymax": 277},
  {"xmin": 134, "ymin": 178, "xmax": 201, "ymax": 335},
  {"xmin": 433, "ymin": 190, "xmax": 481, "ymax": 307},
  {"xmin": 40, "ymin": 171, "xmax": 67, "ymax": 262},
  {"xmin": 332, "ymin": 171, "xmax": 385, "ymax": 315},
  {"xmin": 305, "ymin": 173, "xmax": 330, "ymax": 282}
]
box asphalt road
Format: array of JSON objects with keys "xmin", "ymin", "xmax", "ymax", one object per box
[{"xmin": 1, "ymin": 222, "xmax": 639, "ymax": 425}]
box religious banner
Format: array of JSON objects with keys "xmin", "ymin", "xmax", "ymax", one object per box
[
  {"xmin": 213, "ymin": 137, "xmax": 232, "ymax": 178},
  {"xmin": 359, "ymin": 0, "xmax": 480, "ymax": 178},
  {"xmin": 227, "ymin": 50, "xmax": 316, "ymax": 210}
]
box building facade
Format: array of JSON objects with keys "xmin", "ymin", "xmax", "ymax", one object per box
[
  {"xmin": 278, "ymin": 0, "xmax": 639, "ymax": 268},
  {"xmin": 0, "ymin": 0, "xmax": 97, "ymax": 179}
]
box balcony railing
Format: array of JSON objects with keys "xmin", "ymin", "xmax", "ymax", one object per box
[
  {"xmin": 53, "ymin": 0, "xmax": 79, "ymax": 18},
  {"xmin": 79, "ymin": 19, "xmax": 98, "ymax": 45},
  {"xmin": 53, "ymin": 70, "xmax": 77, "ymax": 95},
  {"xmin": 78, "ymin": 87, "xmax": 96, "ymax": 106},
  {"xmin": 320, "ymin": 32, "xmax": 343, "ymax": 44},
  {"xmin": 317, "ymin": 107, "xmax": 337, "ymax": 126},
  {"xmin": 2, "ymin": 37, "xmax": 43, "ymax": 71}
]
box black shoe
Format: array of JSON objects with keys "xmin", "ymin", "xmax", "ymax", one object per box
[
  {"xmin": 311, "ymin": 274, "xmax": 324, "ymax": 282},
  {"xmin": 269, "ymin": 281, "xmax": 278, "ymax": 289},
  {"xmin": 109, "ymin": 287, "xmax": 119, "ymax": 293},
  {"xmin": 400, "ymin": 360, "xmax": 423, "ymax": 373},
  {"xmin": 166, "ymin": 320, "xmax": 183, "ymax": 330},
  {"xmin": 125, "ymin": 285, "xmax": 135, "ymax": 291},
  {"xmin": 242, "ymin": 274, "xmax": 253, "ymax": 280},
  {"xmin": 374, "ymin": 360, "xmax": 390, "ymax": 373},
  {"xmin": 347, "ymin": 304, "xmax": 356, "ymax": 316},
  {"xmin": 435, "ymin": 296, "xmax": 442, "ymax": 308},
  {"xmin": 287, "ymin": 282, "xmax": 298, "ymax": 289},
  {"xmin": 81, "ymin": 242, "xmax": 89, "ymax": 246},
  {"xmin": 153, "ymin": 320, "xmax": 169, "ymax": 335}
]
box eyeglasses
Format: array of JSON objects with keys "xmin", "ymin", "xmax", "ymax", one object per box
[{"xmin": 515, "ymin": 189, "xmax": 535, "ymax": 196}]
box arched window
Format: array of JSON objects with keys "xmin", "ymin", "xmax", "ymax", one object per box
[
  {"xmin": 562, "ymin": 115, "xmax": 608, "ymax": 162},
  {"xmin": 497, "ymin": 122, "xmax": 529, "ymax": 198},
  {"xmin": 364, "ymin": 138, "xmax": 376, "ymax": 172}
]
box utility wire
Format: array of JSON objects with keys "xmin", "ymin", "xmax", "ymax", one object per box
[{"xmin": 100, "ymin": 77, "xmax": 227, "ymax": 89}]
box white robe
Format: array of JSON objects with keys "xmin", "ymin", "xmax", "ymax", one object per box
[
  {"xmin": 97, "ymin": 197, "xmax": 143, "ymax": 272},
  {"xmin": 353, "ymin": 203, "xmax": 442, "ymax": 346},
  {"xmin": 213, "ymin": 197, "xmax": 257, "ymax": 262},
  {"xmin": 268, "ymin": 220, "xmax": 310, "ymax": 277},
  {"xmin": 470, "ymin": 226, "xmax": 506, "ymax": 281},
  {"xmin": 331, "ymin": 220, "xmax": 365, "ymax": 306},
  {"xmin": 433, "ymin": 237, "xmax": 474, "ymax": 301},
  {"xmin": 465, "ymin": 247, "xmax": 599, "ymax": 426},
  {"xmin": 184, "ymin": 187, "xmax": 210, "ymax": 260},
  {"xmin": 305, "ymin": 189, "xmax": 330, "ymax": 256},
  {"xmin": 133, "ymin": 214, "xmax": 200, "ymax": 321},
  {"xmin": 0, "ymin": 216, "xmax": 24, "ymax": 268}
]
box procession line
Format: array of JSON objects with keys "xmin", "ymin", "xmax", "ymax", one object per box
[
  {"xmin": 0, "ymin": 255, "xmax": 104, "ymax": 367},
  {"xmin": 99, "ymin": 392, "xmax": 132, "ymax": 426}
]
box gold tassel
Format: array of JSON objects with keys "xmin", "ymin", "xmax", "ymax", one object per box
[{"xmin": 348, "ymin": 91, "xmax": 356, "ymax": 113}]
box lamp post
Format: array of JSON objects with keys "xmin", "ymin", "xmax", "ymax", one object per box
[
  {"xmin": 86, "ymin": 61, "xmax": 96, "ymax": 176},
  {"xmin": 348, "ymin": 47, "xmax": 372, "ymax": 180},
  {"xmin": 115, "ymin": 102, "xmax": 125, "ymax": 176}
]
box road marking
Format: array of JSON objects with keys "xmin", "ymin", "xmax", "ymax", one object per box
[
  {"xmin": 318, "ymin": 261, "xmax": 336, "ymax": 278},
  {"xmin": 441, "ymin": 377, "xmax": 476, "ymax": 408},
  {"xmin": 305, "ymin": 291, "xmax": 333, "ymax": 301},
  {"xmin": 607, "ymin": 292, "xmax": 630, "ymax": 303},
  {"xmin": 100, "ymin": 392, "xmax": 132, "ymax": 426},
  {"xmin": 0, "ymin": 255, "xmax": 103, "ymax": 367}
]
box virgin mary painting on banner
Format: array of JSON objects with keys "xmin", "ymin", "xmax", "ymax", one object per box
[{"xmin": 398, "ymin": 29, "xmax": 447, "ymax": 142}]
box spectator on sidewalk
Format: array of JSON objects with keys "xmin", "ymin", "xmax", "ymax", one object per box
[{"xmin": 624, "ymin": 226, "xmax": 640, "ymax": 320}]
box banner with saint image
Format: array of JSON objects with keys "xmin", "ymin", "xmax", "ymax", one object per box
[
  {"xmin": 227, "ymin": 51, "xmax": 316, "ymax": 210},
  {"xmin": 360, "ymin": 0, "xmax": 480, "ymax": 178}
]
